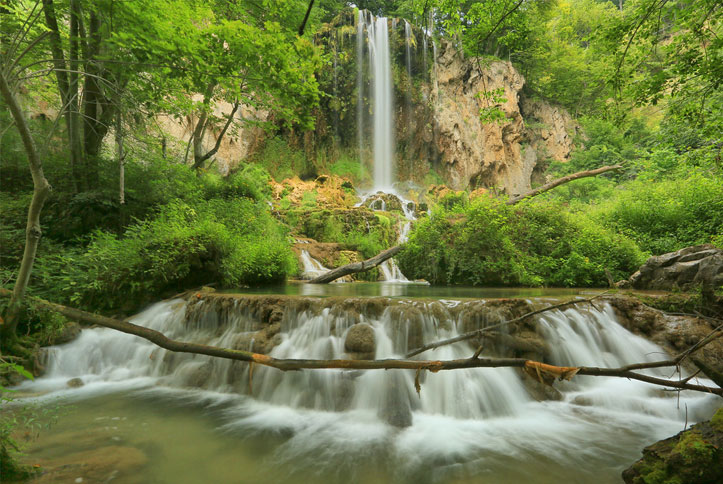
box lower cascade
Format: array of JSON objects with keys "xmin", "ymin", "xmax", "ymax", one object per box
[{"xmin": 24, "ymin": 296, "xmax": 719, "ymax": 482}]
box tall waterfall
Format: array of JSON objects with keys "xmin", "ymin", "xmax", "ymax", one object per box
[{"xmin": 357, "ymin": 12, "xmax": 395, "ymax": 191}]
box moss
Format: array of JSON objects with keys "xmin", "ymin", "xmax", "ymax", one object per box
[
  {"xmin": 711, "ymin": 408, "xmax": 723, "ymax": 432},
  {"xmin": 674, "ymin": 430, "xmax": 717, "ymax": 466}
]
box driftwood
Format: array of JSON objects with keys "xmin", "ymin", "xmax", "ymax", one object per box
[
  {"xmin": 308, "ymin": 245, "xmax": 403, "ymax": 284},
  {"xmin": 0, "ymin": 289, "xmax": 720, "ymax": 395},
  {"xmin": 507, "ymin": 165, "xmax": 622, "ymax": 205}
]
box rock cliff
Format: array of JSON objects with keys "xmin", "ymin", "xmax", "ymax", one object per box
[{"xmin": 159, "ymin": 13, "xmax": 576, "ymax": 193}]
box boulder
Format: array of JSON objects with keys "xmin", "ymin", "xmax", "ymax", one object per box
[
  {"xmin": 66, "ymin": 377, "xmax": 84, "ymax": 388},
  {"xmin": 629, "ymin": 244, "xmax": 723, "ymax": 291},
  {"xmin": 363, "ymin": 192, "xmax": 403, "ymax": 212},
  {"xmin": 622, "ymin": 408, "xmax": 723, "ymax": 484},
  {"xmin": 345, "ymin": 323, "xmax": 376, "ymax": 358}
]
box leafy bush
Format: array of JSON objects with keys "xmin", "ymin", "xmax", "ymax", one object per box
[
  {"xmin": 593, "ymin": 172, "xmax": 723, "ymax": 254},
  {"xmin": 251, "ymin": 136, "xmax": 315, "ymax": 180},
  {"xmin": 398, "ymin": 197, "xmax": 645, "ymax": 287},
  {"xmin": 38, "ymin": 199, "xmax": 296, "ymax": 311}
]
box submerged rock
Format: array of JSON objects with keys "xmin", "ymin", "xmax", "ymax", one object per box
[
  {"xmin": 378, "ymin": 371, "xmax": 414, "ymax": 428},
  {"xmin": 622, "ymin": 408, "xmax": 723, "ymax": 484}
]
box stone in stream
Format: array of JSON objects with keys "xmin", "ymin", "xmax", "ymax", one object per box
[
  {"xmin": 344, "ymin": 323, "xmax": 376, "ymax": 359},
  {"xmin": 66, "ymin": 377, "xmax": 84, "ymax": 388}
]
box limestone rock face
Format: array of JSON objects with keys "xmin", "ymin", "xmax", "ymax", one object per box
[
  {"xmin": 431, "ymin": 40, "xmax": 575, "ymax": 192},
  {"xmin": 157, "ymin": 98, "xmax": 268, "ymax": 174},
  {"xmin": 628, "ymin": 244, "xmax": 723, "ymax": 291}
]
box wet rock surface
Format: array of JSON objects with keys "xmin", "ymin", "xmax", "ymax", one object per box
[
  {"xmin": 345, "ymin": 323, "xmax": 376, "ymax": 358},
  {"xmin": 607, "ymin": 295, "xmax": 723, "ymax": 387},
  {"xmin": 622, "ymin": 408, "xmax": 723, "ymax": 484}
]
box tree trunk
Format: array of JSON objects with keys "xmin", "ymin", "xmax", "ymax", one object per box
[
  {"xmin": 68, "ymin": 0, "xmax": 86, "ymax": 191},
  {"xmin": 308, "ymin": 245, "xmax": 403, "ymax": 284},
  {"xmin": 506, "ymin": 165, "xmax": 622, "ymax": 205},
  {"xmin": 116, "ymin": 104, "xmax": 125, "ymax": 205},
  {"xmin": 0, "ymin": 70, "xmax": 52, "ymax": 343},
  {"xmin": 42, "ymin": 0, "xmax": 80, "ymax": 193}
]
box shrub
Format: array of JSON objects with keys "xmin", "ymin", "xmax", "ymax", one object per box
[
  {"xmin": 594, "ymin": 172, "xmax": 723, "ymax": 254},
  {"xmin": 398, "ymin": 198, "xmax": 645, "ymax": 287},
  {"xmin": 42, "ymin": 199, "xmax": 296, "ymax": 311}
]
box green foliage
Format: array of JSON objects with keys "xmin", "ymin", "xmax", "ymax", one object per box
[
  {"xmin": 476, "ymin": 87, "xmax": 508, "ymax": 124},
  {"xmin": 594, "ymin": 172, "xmax": 723, "ymax": 254},
  {"xmin": 286, "ymin": 209, "xmax": 397, "ymax": 259},
  {"xmin": 252, "ymin": 137, "xmax": 315, "ymax": 180},
  {"xmin": 31, "ymin": 199, "xmax": 295, "ymax": 312},
  {"xmin": 399, "ymin": 197, "xmax": 645, "ymax": 286},
  {"xmin": 328, "ymin": 153, "xmax": 369, "ymax": 185},
  {"xmin": 200, "ymin": 164, "xmax": 272, "ymax": 201}
]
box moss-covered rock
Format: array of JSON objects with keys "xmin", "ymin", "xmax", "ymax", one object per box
[{"xmin": 622, "ymin": 407, "xmax": 723, "ymax": 484}]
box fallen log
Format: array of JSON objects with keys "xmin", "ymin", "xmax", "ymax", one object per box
[
  {"xmin": 506, "ymin": 164, "xmax": 622, "ymax": 205},
  {"xmin": 308, "ymin": 245, "xmax": 403, "ymax": 284},
  {"xmin": 0, "ymin": 289, "xmax": 720, "ymax": 395}
]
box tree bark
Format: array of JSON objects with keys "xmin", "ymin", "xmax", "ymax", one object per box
[
  {"xmin": 308, "ymin": 245, "xmax": 403, "ymax": 284},
  {"xmin": 506, "ymin": 165, "xmax": 622, "ymax": 205},
  {"xmin": 0, "ymin": 289, "xmax": 719, "ymax": 395},
  {"xmin": 67, "ymin": 0, "xmax": 86, "ymax": 191},
  {"xmin": 192, "ymin": 102, "xmax": 240, "ymax": 170},
  {"xmin": 116, "ymin": 102, "xmax": 125, "ymax": 205},
  {"xmin": 0, "ymin": 70, "xmax": 52, "ymax": 342},
  {"xmin": 42, "ymin": 0, "xmax": 80, "ymax": 193}
]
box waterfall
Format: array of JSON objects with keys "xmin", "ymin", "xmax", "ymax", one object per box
[
  {"xmin": 23, "ymin": 297, "xmax": 719, "ymax": 480},
  {"xmin": 357, "ymin": 12, "xmax": 395, "ymax": 191},
  {"xmin": 298, "ymin": 250, "xmax": 330, "ymax": 280}
]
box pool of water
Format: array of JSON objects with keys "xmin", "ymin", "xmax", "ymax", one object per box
[
  {"xmin": 17, "ymin": 388, "xmax": 714, "ymax": 484},
  {"xmin": 226, "ymin": 282, "xmax": 608, "ymax": 299}
]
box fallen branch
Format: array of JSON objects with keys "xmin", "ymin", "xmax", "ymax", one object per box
[
  {"xmin": 308, "ymin": 245, "xmax": 403, "ymax": 284},
  {"xmin": 506, "ymin": 165, "xmax": 622, "ymax": 205},
  {"xmin": 0, "ymin": 289, "xmax": 720, "ymax": 395},
  {"xmin": 406, "ymin": 293, "xmax": 609, "ymax": 357}
]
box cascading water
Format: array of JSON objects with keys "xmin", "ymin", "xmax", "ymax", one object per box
[
  {"xmin": 299, "ymin": 249, "xmax": 331, "ymax": 280},
  {"xmin": 23, "ymin": 296, "xmax": 719, "ymax": 483}
]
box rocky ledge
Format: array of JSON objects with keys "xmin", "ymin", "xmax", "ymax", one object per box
[{"xmin": 622, "ymin": 244, "xmax": 723, "ymax": 291}]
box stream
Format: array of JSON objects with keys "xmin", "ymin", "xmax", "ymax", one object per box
[{"xmin": 11, "ymin": 287, "xmax": 720, "ymax": 483}]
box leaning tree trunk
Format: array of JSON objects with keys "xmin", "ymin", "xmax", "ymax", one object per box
[
  {"xmin": 506, "ymin": 165, "xmax": 622, "ymax": 205},
  {"xmin": 308, "ymin": 245, "xmax": 403, "ymax": 284},
  {"xmin": 0, "ymin": 70, "xmax": 52, "ymax": 342}
]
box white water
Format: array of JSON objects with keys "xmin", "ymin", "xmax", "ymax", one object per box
[
  {"xmin": 23, "ymin": 299, "xmax": 718, "ymax": 480},
  {"xmin": 357, "ymin": 12, "xmax": 395, "ymax": 191}
]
